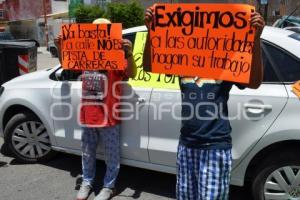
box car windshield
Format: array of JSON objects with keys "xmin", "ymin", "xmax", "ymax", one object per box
[{"xmin": 273, "ymin": 3, "xmax": 300, "ymax": 28}]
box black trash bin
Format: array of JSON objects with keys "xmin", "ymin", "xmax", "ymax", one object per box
[{"xmin": 0, "ymin": 40, "xmax": 37, "ymax": 86}]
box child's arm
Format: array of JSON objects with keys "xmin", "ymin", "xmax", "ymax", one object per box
[
  {"xmin": 242, "ymin": 12, "xmax": 265, "ymax": 89},
  {"xmin": 143, "ymin": 7, "xmax": 154, "ymax": 70},
  {"xmin": 123, "ymin": 39, "xmax": 137, "ymax": 78},
  {"xmin": 54, "ymin": 35, "xmax": 62, "ymax": 64}
]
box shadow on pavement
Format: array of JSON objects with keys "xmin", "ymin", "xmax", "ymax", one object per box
[
  {"xmin": 0, "ymin": 142, "xmax": 13, "ymax": 157},
  {"xmin": 0, "ymin": 161, "xmax": 7, "ymax": 167},
  {"xmin": 7, "ymin": 152, "xmax": 176, "ymax": 199},
  {"xmin": 4, "ymin": 151, "xmax": 252, "ymax": 200},
  {"xmin": 112, "ymin": 165, "xmax": 176, "ymax": 199},
  {"xmin": 9, "ymin": 153, "xmax": 82, "ymax": 178},
  {"xmin": 75, "ymin": 154, "xmax": 176, "ymax": 199},
  {"xmin": 230, "ymin": 186, "xmax": 252, "ymax": 200}
]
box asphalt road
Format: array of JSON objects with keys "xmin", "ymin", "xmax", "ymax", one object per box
[
  {"xmin": 0, "ymin": 137, "xmax": 251, "ymax": 200},
  {"xmin": 0, "ymin": 50, "xmax": 252, "ymax": 200}
]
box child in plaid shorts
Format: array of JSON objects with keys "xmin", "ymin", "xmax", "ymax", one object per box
[{"xmin": 144, "ymin": 6, "xmax": 265, "ymax": 200}]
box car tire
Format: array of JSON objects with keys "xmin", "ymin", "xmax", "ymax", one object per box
[
  {"xmin": 251, "ymin": 150, "xmax": 300, "ymax": 200},
  {"xmin": 4, "ymin": 112, "xmax": 56, "ymax": 163},
  {"xmin": 50, "ymin": 47, "xmax": 58, "ymax": 57}
]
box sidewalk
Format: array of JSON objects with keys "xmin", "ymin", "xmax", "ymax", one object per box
[
  {"xmin": 38, "ymin": 46, "xmax": 51, "ymax": 55},
  {"xmin": 37, "ymin": 46, "xmax": 60, "ymax": 70}
]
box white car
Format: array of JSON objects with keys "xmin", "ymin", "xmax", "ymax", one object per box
[{"xmin": 1, "ymin": 26, "xmax": 300, "ymax": 200}]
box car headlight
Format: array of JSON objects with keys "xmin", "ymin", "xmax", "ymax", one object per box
[{"xmin": 0, "ymin": 86, "xmax": 4, "ymax": 97}]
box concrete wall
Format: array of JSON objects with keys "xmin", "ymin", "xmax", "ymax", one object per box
[
  {"xmin": 267, "ymin": 0, "xmax": 300, "ymax": 16},
  {"xmin": 84, "ymin": 0, "xmax": 111, "ymax": 6},
  {"xmin": 4, "ymin": 0, "xmax": 52, "ymax": 21},
  {"xmin": 51, "ymin": 0, "xmax": 69, "ymax": 14},
  {"xmin": 260, "ymin": 0, "xmax": 300, "ymax": 24}
]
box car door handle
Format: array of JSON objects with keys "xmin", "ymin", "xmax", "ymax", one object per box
[
  {"xmin": 244, "ymin": 103, "xmax": 272, "ymax": 110},
  {"xmin": 136, "ymin": 98, "xmax": 146, "ymax": 105}
]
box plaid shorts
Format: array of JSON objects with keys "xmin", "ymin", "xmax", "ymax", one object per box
[{"xmin": 176, "ymin": 144, "xmax": 232, "ymax": 200}]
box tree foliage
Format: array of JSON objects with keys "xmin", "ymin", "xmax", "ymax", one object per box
[
  {"xmin": 106, "ymin": 0, "xmax": 144, "ymax": 28},
  {"xmin": 73, "ymin": 4, "xmax": 105, "ymax": 23},
  {"xmin": 73, "ymin": 0, "xmax": 144, "ymax": 28}
]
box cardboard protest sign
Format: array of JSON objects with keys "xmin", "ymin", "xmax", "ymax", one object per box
[
  {"xmin": 148, "ymin": 4, "xmax": 256, "ymax": 84},
  {"xmin": 292, "ymin": 81, "xmax": 300, "ymax": 98},
  {"xmin": 61, "ymin": 23, "xmax": 126, "ymax": 70},
  {"xmin": 129, "ymin": 32, "xmax": 179, "ymax": 89}
]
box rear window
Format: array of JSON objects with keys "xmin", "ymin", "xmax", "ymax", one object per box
[
  {"xmin": 123, "ymin": 33, "xmax": 136, "ymax": 45},
  {"xmin": 262, "ymin": 47, "xmax": 281, "ymax": 83},
  {"xmin": 263, "ymin": 42, "xmax": 300, "ymax": 83},
  {"xmin": 289, "ymin": 33, "xmax": 300, "ymax": 41}
]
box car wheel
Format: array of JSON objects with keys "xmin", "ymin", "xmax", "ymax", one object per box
[
  {"xmin": 251, "ymin": 151, "xmax": 300, "ymax": 200},
  {"xmin": 50, "ymin": 47, "xmax": 58, "ymax": 57},
  {"xmin": 4, "ymin": 112, "xmax": 56, "ymax": 163}
]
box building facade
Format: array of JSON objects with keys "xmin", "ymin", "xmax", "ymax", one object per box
[
  {"xmin": 0, "ymin": 0, "xmax": 7, "ymax": 21},
  {"xmin": 1, "ymin": 0, "xmax": 299, "ymax": 43},
  {"xmin": 52, "ymin": 0, "xmax": 69, "ymax": 14},
  {"xmin": 0, "ymin": 0, "xmax": 7, "ymax": 31},
  {"xmin": 2, "ymin": 0, "xmax": 69, "ymax": 45},
  {"xmin": 3, "ymin": 0, "xmax": 52, "ymax": 21}
]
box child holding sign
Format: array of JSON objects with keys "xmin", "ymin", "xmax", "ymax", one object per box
[
  {"xmin": 56, "ymin": 18, "xmax": 136, "ymax": 200},
  {"xmin": 144, "ymin": 4, "xmax": 265, "ymax": 200}
]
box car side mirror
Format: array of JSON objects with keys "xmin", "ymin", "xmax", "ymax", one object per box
[{"xmin": 55, "ymin": 68, "xmax": 64, "ymax": 81}]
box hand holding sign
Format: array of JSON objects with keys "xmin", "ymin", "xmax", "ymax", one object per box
[
  {"xmin": 145, "ymin": 6, "xmax": 155, "ymax": 30},
  {"xmin": 146, "ymin": 4, "xmax": 256, "ymax": 84},
  {"xmin": 292, "ymin": 81, "xmax": 300, "ymax": 99},
  {"xmin": 250, "ymin": 11, "xmax": 265, "ymax": 39},
  {"xmin": 61, "ymin": 23, "xmax": 126, "ymax": 71},
  {"xmin": 122, "ymin": 39, "xmax": 133, "ymax": 58}
]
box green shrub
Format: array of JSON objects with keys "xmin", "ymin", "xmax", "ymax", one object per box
[
  {"xmin": 69, "ymin": 0, "xmax": 83, "ymax": 18},
  {"xmin": 105, "ymin": 0, "xmax": 144, "ymax": 28},
  {"xmin": 73, "ymin": 0, "xmax": 144, "ymax": 28},
  {"xmin": 74, "ymin": 4, "xmax": 105, "ymax": 23}
]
